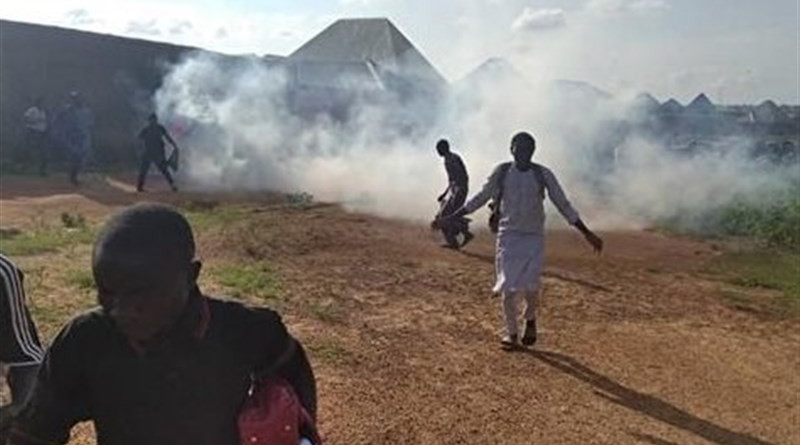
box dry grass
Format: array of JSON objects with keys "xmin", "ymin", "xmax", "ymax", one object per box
[{"xmin": 1, "ymin": 177, "xmax": 798, "ymax": 445}]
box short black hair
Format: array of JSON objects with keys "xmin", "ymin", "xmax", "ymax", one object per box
[
  {"xmin": 93, "ymin": 204, "xmax": 195, "ymax": 265},
  {"xmin": 511, "ymin": 132, "xmax": 536, "ymax": 152},
  {"xmin": 436, "ymin": 139, "xmax": 450, "ymax": 151}
]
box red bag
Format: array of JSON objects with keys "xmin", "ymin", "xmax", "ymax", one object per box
[{"xmin": 238, "ymin": 377, "xmax": 321, "ymax": 445}]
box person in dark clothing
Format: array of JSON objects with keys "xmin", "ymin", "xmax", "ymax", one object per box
[
  {"xmin": 9, "ymin": 204, "xmax": 317, "ymax": 445},
  {"xmin": 51, "ymin": 92, "xmax": 93, "ymax": 187},
  {"xmin": 0, "ymin": 254, "xmax": 45, "ymax": 442},
  {"xmin": 137, "ymin": 113, "xmax": 178, "ymax": 192},
  {"xmin": 434, "ymin": 139, "xmax": 474, "ymax": 249}
]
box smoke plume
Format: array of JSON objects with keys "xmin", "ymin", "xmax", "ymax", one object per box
[{"xmin": 153, "ymin": 51, "xmax": 797, "ymax": 230}]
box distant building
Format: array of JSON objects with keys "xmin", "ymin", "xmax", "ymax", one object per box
[{"xmin": 282, "ymin": 18, "xmax": 447, "ymax": 124}]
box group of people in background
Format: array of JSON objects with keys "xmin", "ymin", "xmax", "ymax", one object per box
[
  {"xmin": 22, "ymin": 92, "xmax": 92, "ymax": 185},
  {"xmin": 21, "ymin": 95, "xmax": 179, "ymax": 191},
  {"xmin": 6, "ymin": 99, "xmax": 606, "ymax": 443}
]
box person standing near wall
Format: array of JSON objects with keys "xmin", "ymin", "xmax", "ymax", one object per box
[
  {"xmin": 53, "ymin": 91, "xmax": 93, "ymax": 186},
  {"xmin": 22, "ymin": 97, "xmax": 49, "ymax": 176}
]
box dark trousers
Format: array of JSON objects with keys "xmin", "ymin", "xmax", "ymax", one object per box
[
  {"xmin": 437, "ymin": 184, "xmax": 470, "ymax": 246},
  {"xmin": 24, "ymin": 130, "xmax": 48, "ymax": 176},
  {"xmin": 137, "ymin": 150, "xmax": 175, "ymax": 190},
  {"xmin": 68, "ymin": 152, "xmax": 83, "ymax": 186},
  {"xmin": 0, "ymin": 364, "xmax": 39, "ymax": 441}
]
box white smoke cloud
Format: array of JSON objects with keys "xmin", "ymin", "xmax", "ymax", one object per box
[
  {"xmin": 152, "ymin": 48, "xmax": 797, "ymax": 232},
  {"xmin": 511, "ymin": 8, "xmax": 566, "ymax": 32}
]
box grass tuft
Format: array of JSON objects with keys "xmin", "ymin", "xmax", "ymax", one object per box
[
  {"xmin": 707, "ymin": 249, "xmax": 800, "ymax": 316},
  {"xmin": 0, "ymin": 225, "xmax": 96, "ymax": 256},
  {"xmin": 214, "ymin": 263, "xmax": 281, "ymax": 302}
]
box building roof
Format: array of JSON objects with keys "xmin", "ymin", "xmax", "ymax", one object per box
[
  {"xmin": 685, "ymin": 93, "xmax": 717, "ymax": 115},
  {"xmin": 660, "ymin": 98, "xmax": 684, "ymax": 114},
  {"xmin": 289, "ymin": 18, "xmax": 446, "ymax": 85}
]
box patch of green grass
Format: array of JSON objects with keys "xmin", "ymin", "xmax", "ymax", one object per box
[
  {"xmin": 182, "ymin": 202, "xmax": 248, "ymax": 231},
  {"xmin": 310, "ymin": 300, "xmax": 345, "ymax": 324},
  {"xmin": 306, "ymin": 339, "xmax": 353, "ymax": 364},
  {"xmin": 60, "ymin": 212, "xmax": 87, "ymax": 230},
  {"xmin": 0, "ymin": 226, "xmax": 96, "ymax": 256},
  {"xmin": 66, "ymin": 268, "xmax": 96, "ymax": 292},
  {"xmin": 719, "ymin": 289, "xmax": 764, "ymax": 314},
  {"xmin": 287, "ymin": 192, "xmax": 314, "ymax": 209},
  {"xmin": 214, "ymin": 263, "xmax": 281, "ymax": 301},
  {"xmin": 658, "ymin": 180, "xmax": 800, "ymax": 252},
  {"xmin": 707, "ymin": 249, "xmax": 800, "ymax": 316}
]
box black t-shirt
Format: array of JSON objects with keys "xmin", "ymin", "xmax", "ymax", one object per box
[
  {"xmin": 445, "ymin": 153, "xmax": 468, "ymax": 187},
  {"xmin": 138, "ymin": 123, "xmax": 168, "ymax": 152},
  {"xmin": 10, "ymin": 297, "xmax": 313, "ymax": 445}
]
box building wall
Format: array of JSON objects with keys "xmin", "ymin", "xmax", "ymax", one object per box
[{"xmin": 0, "ymin": 20, "xmax": 194, "ymax": 168}]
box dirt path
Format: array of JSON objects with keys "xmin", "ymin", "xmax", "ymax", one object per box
[{"xmin": 1, "ymin": 175, "xmax": 798, "ymax": 445}]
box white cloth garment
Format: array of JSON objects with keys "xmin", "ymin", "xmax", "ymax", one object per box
[
  {"xmin": 23, "ymin": 106, "xmax": 47, "ymax": 133},
  {"xmin": 465, "ymin": 162, "xmax": 580, "ymax": 293},
  {"xmin": 502, "ymin": 290, "xmax": 538, "ymax": 336},
  {"xmin": 493, "ymin": 231, "xmax": 544, "ymax": 293},
  {"xmin": 465, "ymin": 163, "xmax": 580, "ymax": 235}
]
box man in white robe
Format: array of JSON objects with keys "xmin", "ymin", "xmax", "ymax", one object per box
[{"xmin": 438, "ymin": 132, "xmax": 603, "ymax": 349}]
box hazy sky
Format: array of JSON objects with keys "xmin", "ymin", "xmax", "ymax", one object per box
[{"xmin": 2, "ymin": 0, "xmax": 797, "ymax": 103}]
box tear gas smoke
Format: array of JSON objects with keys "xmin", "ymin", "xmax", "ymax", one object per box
[{"xmin": 154, "ymin": 51, "xmax": 798, "ymax": 230}]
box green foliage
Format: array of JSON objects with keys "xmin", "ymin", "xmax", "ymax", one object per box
[
  {"xmin": 214, "ymin": 263, "xmax": 281, "ymax": 301},
  {"xmin": 310, "ymin": 300, "xmax": 345, "ymax": 324},
  {"xmin": 714, "ymin": 192, "xmax": 800, "ymax": 251},
  {"xmin": 708, "ymin": 250, "xmax": 800, "ymax": 316},
  {"xmin": 0, "ymin": 225, "xmax": 96, "ymax": 256},
  {"xmin": 183, "ymin": 203, "xmax": 247, "ymax": 231},
  {"xmin": 659, "ymin": 180, "xmax": 800, "ymax": 251},
  {"xmin": 287, "ymin": 192, "xmax": 314, "ymax": 208},
  {"xmin": 306, "ymin": 339, "xmax": 353, "ymax": 364},
  {"xmin": 60, "ymin": 212, "xmax": 87, "ymax": 229},
  {"xmin": 66, "ymin": 268, "xmax": 97, "ymax": 292}
]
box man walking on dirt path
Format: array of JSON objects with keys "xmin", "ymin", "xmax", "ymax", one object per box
[
  {"xmin": 8, "ymin": 204, "xmax": 317, "ymax": 445},
  {"xmin": 434, "ymin": 139, "xmax": 474, "ymax": 249},
  {"xmin": 437, "ymin": 132, "xmax": 603, "ymax": 349},
  {"xmin": 137, "ymin": 113, "xmax": 179, "ymax": 192},
  {"xmin": 0, "ymin": 253, "xmax": 45, "ymax": 442}
]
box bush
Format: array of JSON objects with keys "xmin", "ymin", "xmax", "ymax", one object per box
[
  {"xmin": 714, "ymin": 187, "xmax": 800, "ymax": 251},
  {"xmin": 659, "ymin": 180, "xmax": 800, "ymax": 252}
]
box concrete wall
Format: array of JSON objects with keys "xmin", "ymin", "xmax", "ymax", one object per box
[{"xmin": 0, "ymin": 19, "xmax": 195, "ymax": 168}]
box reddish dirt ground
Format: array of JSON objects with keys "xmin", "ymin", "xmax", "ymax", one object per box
[{"xmin": 1, "ymin": 174, "xmax": 798, "ymax": 445}]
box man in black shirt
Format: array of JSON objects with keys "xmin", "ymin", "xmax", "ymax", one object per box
[
  {"xmin": 434, "ymin": 139, "xmax": 474, "ymax": 249},
  {"xmin": 137, "ymin": 114, "xmax": 179, "ymax": 192},
  {"xmin": 9, "ymin": 204, "xmax": 316, "ymax": 445}
]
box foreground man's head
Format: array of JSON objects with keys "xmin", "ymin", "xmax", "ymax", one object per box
[{"xmin": 92, "ymin": 204, "xmax": 201, "ymax": 344}]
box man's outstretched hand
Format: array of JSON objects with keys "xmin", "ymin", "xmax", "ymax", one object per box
[
  {"xmin": 575, "ymin": 220, "xmax": 603, "ymax": 254},
  {"xmin": 584, "ymin": 230, "xmax": 603, "ymax": 254}
]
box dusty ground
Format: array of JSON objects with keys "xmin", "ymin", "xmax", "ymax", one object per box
[{"xmin": 0, "ymin": 173, "xmax": 798, "ymax": 445}]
